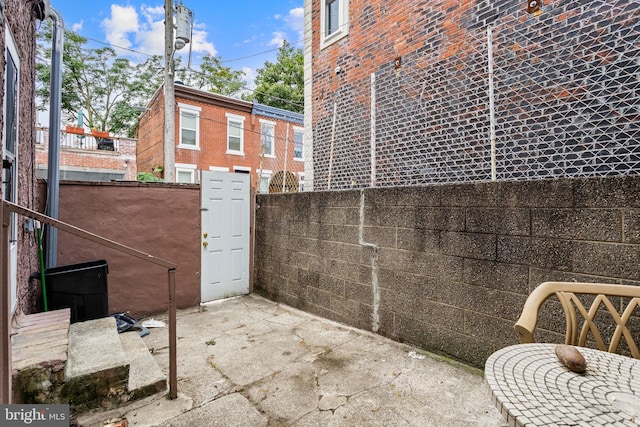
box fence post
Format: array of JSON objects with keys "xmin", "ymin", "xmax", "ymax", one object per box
[{"xmin": 487, "ymin": 25, "xmax": 497, "ymax": 181}]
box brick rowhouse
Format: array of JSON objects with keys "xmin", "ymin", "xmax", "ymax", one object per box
[{"xmin": 137, "ymin": 84, "xmax": 304, "ymax": 191}]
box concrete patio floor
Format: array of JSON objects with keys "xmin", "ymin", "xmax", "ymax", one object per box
[{"xmin": 77, "ymin": 294, "xmax": 507, "ymax": 427}]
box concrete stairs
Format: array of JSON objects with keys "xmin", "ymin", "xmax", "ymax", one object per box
[{"xmin": 12, "ymin": 310, "xmax": 166, "ymax": 414}]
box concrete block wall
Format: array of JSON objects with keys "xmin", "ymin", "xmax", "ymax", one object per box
[{"xmin": 254, "ymin": 176, "xmax": 640, "ymax": 367}]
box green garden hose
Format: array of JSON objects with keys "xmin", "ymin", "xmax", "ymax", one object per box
[{"xmin": 36, "ymin": 221, "xmax": 48, "ymax": 311}]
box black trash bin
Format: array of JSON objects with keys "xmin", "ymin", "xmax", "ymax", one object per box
[{"xmin": 45, "ymin": 260, "xmax": 109, "ymax": 323}]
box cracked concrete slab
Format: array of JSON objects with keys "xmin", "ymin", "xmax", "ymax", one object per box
[{"xmin": 77, "ymin": 294, "xmax": 507, "ymax": 427}]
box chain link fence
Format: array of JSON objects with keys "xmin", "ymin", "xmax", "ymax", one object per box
[{"xmin": 311, "ymin": 1, "xmax": 640, "ymax": 190}]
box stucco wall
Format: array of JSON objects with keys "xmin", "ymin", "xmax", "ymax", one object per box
[
  {"xmin": 53, "ymin": 181, "xmax": 201, "ymax": 317},
  {"xmin": 254, "ymin": 176, "xmax": 640, "ymax": 367}
]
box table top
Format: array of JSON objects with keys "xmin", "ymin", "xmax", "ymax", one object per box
[{"xmin": 485, "ymin": 343, "xmax": 640, "ymax": 426}]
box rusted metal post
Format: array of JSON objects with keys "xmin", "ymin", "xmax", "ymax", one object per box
[
  {"xmin": 168, "ymin": 268, "xmax": 177, "ymax": 399},
  {"xmin": 1, "ymin": 201, "xmax": 12, "ymax": 403}
]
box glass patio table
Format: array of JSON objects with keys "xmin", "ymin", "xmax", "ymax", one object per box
[{"xmin": 485, "ymin": 343, "xmax": 640, "ymax": 426}]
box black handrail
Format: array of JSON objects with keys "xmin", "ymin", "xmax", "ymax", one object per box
[{"xmin": 0, "ymin": 200, "xmax": 178, "ymax": 403}]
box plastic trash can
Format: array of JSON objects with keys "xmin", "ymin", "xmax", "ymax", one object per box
[{"xmin": 45, "ymin": 260, "xmax": 109, "ymax": 323}]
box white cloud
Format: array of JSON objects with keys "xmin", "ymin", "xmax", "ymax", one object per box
[
  {"xmin": 71, "ymin": 21, "xmax": 83, "ymax": 32},
  {"xmin": 189, "ymin": 22, "xmax": 217, "ymax": 57},
  {"xmin": 268, "ymin": 31, "xmax": 287, "ymax": 47},
  {"xmin": 134, "ymin": 19, "xmax": 165, "ymax": 56},
  {"xmin": 286, "ymin": 7, "xmax": 304, "ymax": 44},
  {"xmin": 102, "ymin": 5, "xmax": 139, "ymax": 50},
  {"xmin": 274, "ymin": 14, "xmax": 282, "ymax": 20}
]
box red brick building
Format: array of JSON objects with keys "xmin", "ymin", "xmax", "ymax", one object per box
[
  {"xmin": 304, "ymin": 0, "xmax": 640, "ymax": 189},
  {"xmin": 137, "ymin": 84, "xmax": 305, "ymax": 192}
]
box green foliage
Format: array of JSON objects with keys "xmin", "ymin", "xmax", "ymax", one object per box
[
  {"xmin": 36, "ymin": 22, "xmax": 163, "ymax": 136},
  {"xmin": 137, "ymin": 172, "xmax": 163, "ymax": 182},
  {"xmin": 176, "ymin": 55, "xmax": 245, "ymax": 97},
  {"xmin": 244, "ymin": 41, "xmax": 304, "ymax": 113}
]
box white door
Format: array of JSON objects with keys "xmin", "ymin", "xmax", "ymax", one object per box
[{"xmin": 201, "ymin": 171, "xmax": 251, "ymax": 302}]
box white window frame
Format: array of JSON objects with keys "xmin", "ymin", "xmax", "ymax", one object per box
[
  {"xmin": 260, "ymin": 119, "xmax": 276, "ymax": 158},
  {"xmin": 226, "ymin": 113, "xmax": 245, "ymax": 155},
  {"xmin": 175, "ymin": 163, "xmax": 198, "ymax": 184},
  {"xmin": 209, "ymin": 166, "xmax": 229, "ymax": 172},
  {"xmin": 293, "ymin": 126, "xmax": 304, "ymax": 161},
  {"xmin": 320, "ymin": 0, "xmax": 349, "ymax": 49},
  {"xmin": 4, "ymin": 22, "xmax": 20, "ymax": 314},
  {"xmin": 258, "ymin": 169, "xmax": 272, "ymax": 194},
  {"xmin": 178, "ymin": 103, "xmax": 201, "ymax": 150},
  {"xmin": 298, "ymin": 173, "xmax": 305, "ymax": 192}
]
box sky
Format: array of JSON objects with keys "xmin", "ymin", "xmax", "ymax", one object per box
[{"xmin": 46, "ymin": 0, "xmax": 305, "ymax": 87}]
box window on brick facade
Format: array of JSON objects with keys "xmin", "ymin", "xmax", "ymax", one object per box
[
  {"xmin": 321, "ymin": 0, "xmax": 349, "ymax": 49},
  {"xmin": 293, "ymin": 127, "xmax": 304, "ymax": 160},
  {"xmin": 226, "ymin": 113, "xmax": 245, "ymax": 155},
  {"xmin": 178, "ymin": 103, "xmax": 200, "ymax": 149},
  {"xmin": 258, "ymin": 170, "xmax": 272, "ymax": 194},
  {"xmin": 176, "ymin": 163, "xmax": 198, "ymax": 184},
  {"xmin": 260, "ymin": 120, "xmax": 275, "ymax": 158}
]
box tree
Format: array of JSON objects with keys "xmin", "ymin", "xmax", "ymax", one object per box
[
  {"xmin": 36, "ymin": 24, "xmax": 163, "ymax": 137},
  {"xmin": 245, "ymin": 41, "xmax": 304, "ymax": 113},
  {"xmin": 175, "ymin": 55, "xmax": 245, "ymax": 97}
]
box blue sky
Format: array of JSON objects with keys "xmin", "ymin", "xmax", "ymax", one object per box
[{"xmin": 47, "ymin": 0, "xmax": 304, "ymax": 86}]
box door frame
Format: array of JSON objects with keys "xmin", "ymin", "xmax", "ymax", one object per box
[{"xmin": 200, "ymin": 170, "xmax": 254, "ymax": 302}]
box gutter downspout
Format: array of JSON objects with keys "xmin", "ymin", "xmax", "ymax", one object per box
[{"xmin": 45, "ymin": 7, "xmax": 63, "ymax": 268}]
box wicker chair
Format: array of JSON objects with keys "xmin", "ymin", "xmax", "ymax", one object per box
[{"xmin": 514, "ymin": 281, "xmax": 640, "ymax": 359}]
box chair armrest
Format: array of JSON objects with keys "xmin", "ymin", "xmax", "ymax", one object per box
[
  {"xmin": 515, "ymin": 282, "xmax": 557, "ymax": 343},
  {"xmin": 515, "ymin": 281, "xmax": 640, "ymax": 344}
]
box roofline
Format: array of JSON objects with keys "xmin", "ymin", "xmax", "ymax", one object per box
[{"xmin": 174, "ymin": 84, "xmax": 253, "ymax": 113}]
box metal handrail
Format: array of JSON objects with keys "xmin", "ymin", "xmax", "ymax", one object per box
[{"xmin": 0, "ymin": 199, "xmax": 178, "ymax": 403}]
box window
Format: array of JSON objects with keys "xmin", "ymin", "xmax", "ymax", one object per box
[
  {"xmin": 178, "ymin": 103, "xmax": 200, "ymax": 149},
  {"xmin": 226, "ymin": 113, "xmax": 245, "ymax": 155},
  {"xmin": 258, "ymin": 170, "xmax": 272, "ymax": 194},
  {"xmin": 260, "ymin": 120, "xmax": 275, "ymax": 158},
  {"xmin": 175, "ymin": 163, "xmax": 198, "ymax": 183},
  {"xmin": 321, "ymin": 0, "xmax": 349, "ymax": 49},
  {"xmin": 298, "ymin": 173, "xmax": 305, "ymax": 192},
  {"xmin": 293, "ymin": 127, "xmax": 304, "ymax": 160}
]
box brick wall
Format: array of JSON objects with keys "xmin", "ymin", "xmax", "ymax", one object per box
[
  {"xmin": 254, "ymin": 176, "xmax": 640, "ymax": 367},
  {"xmin": 308, "ymin": 0, "xmax": 640, "ymax": 189},
  {"xmin": 35, "ymin": 131, "xmax": 137, "ymax": 181},
  {"xmin": 136, "ymin": 90, "xmax": 165, "ymax": 175},
  {"xmin": 1, "ymin": 0, "xmax": 42, "ymax": 315}
]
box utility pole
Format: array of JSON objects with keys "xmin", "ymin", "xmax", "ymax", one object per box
[{"xmin": 163, "ymin": 0, "xmax": 175, "ymax": 183}]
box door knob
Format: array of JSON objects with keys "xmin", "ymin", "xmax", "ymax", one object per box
[{"xmin": 202, "ymin": 241, "xmax": 208, "ymax": 248}]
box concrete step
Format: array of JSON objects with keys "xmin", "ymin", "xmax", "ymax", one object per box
[
  {"xmin": 64, "ymin": 316, "xmax": 167, "ymax": 414},
  {"xmin": 118, "ymin": 331, "xmax": 166, "ymax": 400},
  {"xmin": 64, "ymin": 317, "xmax": 130, "ymax": 412}
]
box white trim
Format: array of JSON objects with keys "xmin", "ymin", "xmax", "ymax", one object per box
[
  {"xmin": 320, "ymin": 0, "xmax": 349, "ymax": 50},
  {"xmin": 226, "ymin": 113, "xmax": 245, "ymax": 155},
  {"xmin": 4, "ymin": 22, "xmax": 19, "ymax": 314},
  {"xmin": 209, "ymin": 166, "xmax": 229, "ymax": 172},
  {"xmin": 257, "ymin": 169, "xmax": 272, "ymax": 193},
  {"xmin": 293, "ymin": 126, "xmax": 304, "ymax": 161},
  {"xmin": 178, "ymin": 103, "xmax": 200, "ymax": 150},
  {"xmin": 175, "ymin": 163, "xmax": 198, "ymax": 184}
]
